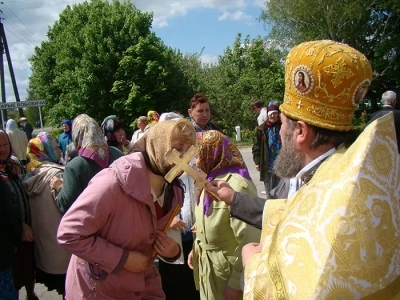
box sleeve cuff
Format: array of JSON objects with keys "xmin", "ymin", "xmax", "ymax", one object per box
[
  {"xmin": 161, "ymin": 244, "xmax": 182, "ymax": 263},
  {"xmin": 112, "ymin": 249, "xmax": 129, "ymax": 273},
  {"xmin": 228, "ymin": 268, "xmax": 242, "ymax": 290}
]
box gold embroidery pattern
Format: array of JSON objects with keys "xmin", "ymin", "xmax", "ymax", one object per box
[
  {"xmin": 243, "ymin": 114, "xmax": 400, "ymax": 300},
  {"xmin": 323, "ymin": 57, "xmax": 355, "ymax": 88},
  {"xmin": 280, "ymin": 40, "xmax": 372, "ymax": 131},
  {"xmin": 322, "ymin": 279, "xmax": 358, "ymax": 300},
  {"xmin": 307, "ymin": 105, "xmax": 345, "ymax": 120}
]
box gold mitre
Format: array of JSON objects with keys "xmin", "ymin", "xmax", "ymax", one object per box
[{"xmin": 280, "ymin": 40, "xmax": 373, "ymax": 131}]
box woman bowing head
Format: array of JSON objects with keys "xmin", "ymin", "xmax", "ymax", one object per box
[{"xmin": 57, "ymin": 119, "xmax": 196, "ymax": 299}]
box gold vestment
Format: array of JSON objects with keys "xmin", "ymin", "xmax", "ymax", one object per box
[{"xmin": 244, "ymin": 113, "xmax": 400, "ymax": 299}]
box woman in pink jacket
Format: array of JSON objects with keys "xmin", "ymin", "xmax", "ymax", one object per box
[{"xmin": 57, "ymin": 119, "xmax": 196, "ymax": 299}]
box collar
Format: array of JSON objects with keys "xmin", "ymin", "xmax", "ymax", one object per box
[{"xmin": 296, "ymin": 146, "xmax": 337, "ymax": 183}]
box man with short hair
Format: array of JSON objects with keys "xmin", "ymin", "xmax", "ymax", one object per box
[
  {"xmin": 208, "ymin": 40, "xmax": 400, "ymax": 298},
  {"xmin": 250, "ymin": 99, "xmax": 267, "ymax": 126},
  {"xmin": 367, "ymin": 90, "xmax": 400, "ymax": 153},
  {"xmin": 19, "ymin": 117, "xmax": 33, "ymax": 140}
]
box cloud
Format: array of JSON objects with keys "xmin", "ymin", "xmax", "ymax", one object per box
[
  {"xmin": 218, "ymin": 10, "xmax": 254, "ymax": 24},
  {"xmin": 138, "ymin": 0, "xmax": 248, "ymax": 28},
  {"xmin": 253, "ymin": 0, "xmax": 267, "ymax": 8},
  {"xmin": 200, "ymin": 54, "xmax": 219, "ymax": 65}
]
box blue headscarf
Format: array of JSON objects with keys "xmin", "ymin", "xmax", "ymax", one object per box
[{"xmin": 61, "ymin": 119, "xmax": 72, "ymax": 134}]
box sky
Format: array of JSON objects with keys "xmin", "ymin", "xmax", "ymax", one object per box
[{"xmin": 1, "ymin": 0, "xmax": 268, "ymax": 102}]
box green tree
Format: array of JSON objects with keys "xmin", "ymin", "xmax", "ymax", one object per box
[
  {"xmin": 204, "ymin": 34, "xmax": 285, "ymax": 134},
  {"xmin": 28, "ymin": 0, "xmax": 160, "ymax": 125},
  {"xmin": 111, "ymin": 33, "xmax": 192, "ymax": 121},
  {"xmin": 260, "ymin": 0, "xmax": 400, "ymax": 112},
  {"xmin": 23, "ymin": 88, "xmax": 46, "ymax": 127}
]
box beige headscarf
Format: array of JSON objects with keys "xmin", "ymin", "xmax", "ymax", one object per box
[{"xmin": 132, "ymin": 119, "xmax": 196, "ymax": 176}]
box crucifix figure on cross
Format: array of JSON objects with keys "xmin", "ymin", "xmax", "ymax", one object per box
[{"xmin": 164, "ymin": 145, "xmax": 220, "ymax": 200}]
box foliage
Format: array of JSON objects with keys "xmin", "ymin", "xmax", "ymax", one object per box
[
  {"xmin": 203, "ymin": 34, "xmax": 285, "ymax": 133},
  {"xmin": 23, "ymin": 88, "xmax": 46, "ymax": 126},
  {"xmin": 111, "ymin": 33, "xmax": 192, "ymax": 121},
  {"xmin": 51, "ymin": 128, "xmax": 63, "ymax": 139},
  {"xmin": 260, "ymin": 0, "xmax": 400, "ymax": 112},
  {"xmin": 28, "ymin": 0, "xmax": 157, "ymax": 126}
]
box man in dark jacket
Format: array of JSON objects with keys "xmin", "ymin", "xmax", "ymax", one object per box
[
  {"xmin": 367, "ymin": 90, "xmax": 400, "ymax": 153},
  {"xmin": 19, "ymin": 117, "xmax": 34, "ymax": 140}
]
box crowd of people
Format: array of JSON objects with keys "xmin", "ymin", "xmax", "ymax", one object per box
[{"xmin": 0, "ymin": 39, "xmax": 399, "ymax": 300}]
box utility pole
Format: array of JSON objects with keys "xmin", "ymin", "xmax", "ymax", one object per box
[{"xmin": 0, "ymin": 8, "xmax": 23, "ymax": 123}]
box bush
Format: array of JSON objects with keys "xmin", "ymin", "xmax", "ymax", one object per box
[
  {"xmin": 51, "ymin": 128, "xmax": 63, "ymax": 138},
  {"xmin": 240, "ymin": 128, "xmax": 256, "ymax": 141}
]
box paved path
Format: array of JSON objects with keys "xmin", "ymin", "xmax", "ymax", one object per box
[{"xmin": 20, "ymin": 146, "xmax": 264, "ymax": 299}]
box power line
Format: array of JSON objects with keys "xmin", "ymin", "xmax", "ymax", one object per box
[
  {"xmin": 3, "ymin": 18, "xmax": 38, "ymax": 47},
  {"xmin": 2, "ymin": 2, "xmax": 39, "ymax": 41}
]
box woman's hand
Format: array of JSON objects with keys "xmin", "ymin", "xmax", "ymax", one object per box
[
  {"xmin": 123, "ymin": 250, "xmax": 149, "ymax": 273},
  {"xmin": 255, "ymin": 164, "xmax": 260, "ymax": 171},
  {"xmin": 22, "ymin": 223, "xmax": 34, "ymax": 242},
  {"xmin": 188, "ymin": 250, "xmax": 194, "ymax": 269},
  {"xmin": 50, "ymin": 175, "xmax": 63, "ymax": 192},
  {"xmin": 170, "ymin": 216, "xmax": 186, "ymax": 231},
  {"xmin": 153, "ymin": 231, "xmax": 179, "ymax": 259}
]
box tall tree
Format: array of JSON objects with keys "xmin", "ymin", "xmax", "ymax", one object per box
[
  {"xmin": 261, "ymin": 0, "xmax": 400, "ymax": 111},
  {"xmin": 111, "ymin": 34, "xmax": 192, "ymax": 120},
  {"xmin": 205, "ymin": 34, "xmax": 285, "ymax": 134},
  {"xmin": 28, "ymin": 0, "xmax": 176, "ymax": 125}
]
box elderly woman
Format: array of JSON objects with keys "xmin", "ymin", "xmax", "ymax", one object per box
[
  {"xmin": 0, "ymin": 130, "xmax": 37, "ymax": 299},
  {"xmin": 52, "ymin": 114, "xmax": 123, "ymax": 214},
  {"xmin": 188, "ymin": 130, "xmax": 261, "ymax": 300},
  {"xmin": 188, "ymin": 93, "xmax": 219, "ymax": 132},
  {"xmin": 23, "ymin": 132, "xmax": 71, "ymax": 296},
  {"xmin": 58, "ymin": 119, "xmax": 73, "ymax": 158},
  {"xmin": 57, "ymin": 119, "xmax": 196, "ymax": 299},
  {"xmin": 252, "ymin": 101, "xmax": 282, "ymax": 198},
  {"xmin": 5, "ymin": 119, "xmax": 29, "ymax": 165}
]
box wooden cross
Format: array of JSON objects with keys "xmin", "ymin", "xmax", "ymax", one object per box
[{"xmin": 164, "ymin": 146, "xmax": 221, "ymax": 200}]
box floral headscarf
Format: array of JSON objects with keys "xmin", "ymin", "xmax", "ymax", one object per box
[
  {"xmin": 100, "ymin": 115, "xmax": 124, "ymax": 145},
  {"xmin": 73, "ymin": 114, "xmax": 109, "ymax": 168},
  {"xmin": 26, "ymin": 132, "xmax": 61, "ymax": 172},
  {"xmin": 196, "ymin": 130, "xmax": 251, "ymax": 216},
  {"xmin": 147, "ymin": 110, "xmax": 160, "ymax": 125}
]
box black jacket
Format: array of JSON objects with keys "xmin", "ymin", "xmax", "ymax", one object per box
[
  {"xmin": 0, "ymin": 178, "xmax": 23, "ymax": 270},
  {"xmin": 367, "ymin": 107, "xmax": 400, "ymax": 153}
]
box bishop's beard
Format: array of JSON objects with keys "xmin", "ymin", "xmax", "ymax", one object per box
[{"xmin": 273, "ymin": 133, "xmax": 303, "ymax": 179}]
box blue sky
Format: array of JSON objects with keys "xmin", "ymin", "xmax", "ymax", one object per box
[
  {"xmin": 3, "ymin": 0, "xmax": 268, "ymax": 101},
  {"xmin": 154, "ymin": 5, "xmax": 267, "ymax": 62}
]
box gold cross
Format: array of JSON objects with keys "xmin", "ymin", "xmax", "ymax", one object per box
[
  {"xmin": 164, "ymin": 146, "xmax": 221, "ymax": 200},
  {"xmin": 297, "ymin": 100, "xmax": 303, "ymax": 109},
  {"xmin": 323, "ymin": 57, "xmax": 355, "ymax": 88}
]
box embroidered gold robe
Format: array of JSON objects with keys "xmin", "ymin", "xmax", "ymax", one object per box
[{"xmin": 244, "ymin": 113, "xmax": 400, "ymax": 299}]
